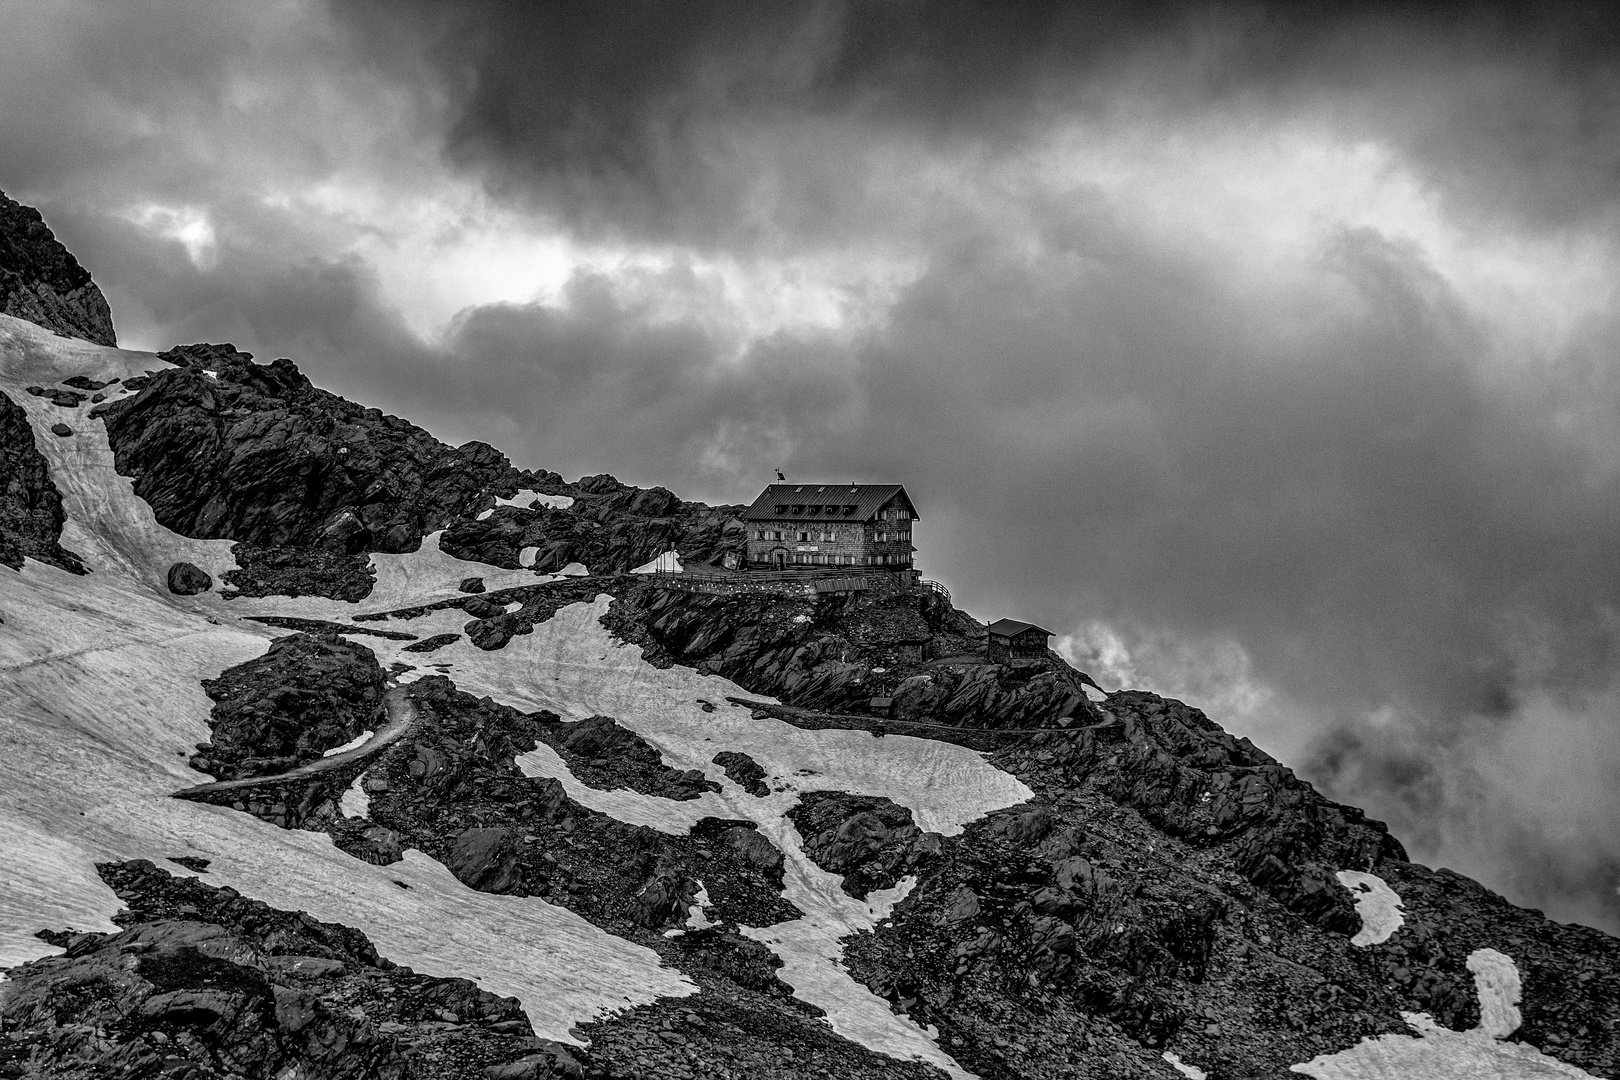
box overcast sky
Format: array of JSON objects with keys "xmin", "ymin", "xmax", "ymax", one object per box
[{"xmin": 5, "ymin": 0, "xmax": 1620, "ymax": 932}]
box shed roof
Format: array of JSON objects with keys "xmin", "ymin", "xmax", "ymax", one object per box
[
  {"xmin": 987, "ymin": 618, "xmax": 1054, "ymax": 639},
  {"xmin": 742, "ymin": 483, "xmax": 918, "ymax": 522}
]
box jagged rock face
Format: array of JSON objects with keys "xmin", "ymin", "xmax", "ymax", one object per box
[
  {"xmin": 617, "ymin": 581, "xmax": 1098, "ymax": 726},
  {"xmin": 193, "ymin": 631, "xmax": 386, "ymax": 781},
  {"xmin": 0, "ymin": 859, "xmax": 580, "ymax": 1080},
  {"xmin": 439, "ymin": 478, "xmax": 746, "ymax": 574},
  {"xmin": 788, "ymin": 791, "xmax": 941, "ymax": 900},
  {"xmin": 0, "ymin": 389, "xmax": 86, "ymax": 574},
  {"xmin": 94, "ymin": 343, "xmax": 515, "ymax": 556},
  {"xmin": 0, "ymin": 190, "xmax": 116, "ymax": 346},
  {"xmin": 546, "ymin": 714, "xmax": 721, "ymax": 801}
]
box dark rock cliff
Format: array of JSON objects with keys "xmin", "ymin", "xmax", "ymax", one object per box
[
  {"xmin": 0, "ymin": 389, "xmax": 86, "ymax": 574},
  {"xmin": 95, "ymin": 343, "xmax": 514, "ymax": 557},
  {"xmin": 0, "ymin": 189, "xmax": 116, "ymax": 346}
]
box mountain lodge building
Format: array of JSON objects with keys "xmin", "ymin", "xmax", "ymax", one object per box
[
  {"xmin": 986, "ymin": 619, "xmax": 1054, "ymax": 662},
  {"xmin": 742, "ymin": 483, "xmax": 918, "ymax": 571}
]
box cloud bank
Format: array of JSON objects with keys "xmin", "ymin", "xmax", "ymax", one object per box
[{"xmin": 5, "ymin": 0, "xmax": 1620, "ymax": 930}]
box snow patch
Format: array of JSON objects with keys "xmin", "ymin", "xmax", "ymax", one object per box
[
  {"xmin": 1289, "ymin": 953, "xmax": 1594, "ymax": 1078},
  {"xmin": 1336, "ymin": 871, "xmax": 1405, "ymax": 946},
  {"xmin": 339, "ymin": 775, "xmax": 370, "ymax": 819},
  {"xmin": 494, "ymin": 490, "xmax": 574, "ymax": 512},
  {"xmin": 686, "ymin": 882, "xmax": 714, "ymax": 929},
  {"xmin": 518, "ymin": 546, "xmax": 539, "ymax": 568},
  {"xmin": 559, "ymin": 561, "xmax": 589, "ymax": 576},
  {"xmin": 1467, "ymin": 948, "xmax": 1523, "ymax": 1039},
  {"xmin": 1163, "ymin": 1051, "xmax": 1208, "ymax": 1079},
  {"xmin": 323, "ymin": 730, "xmax": 373, "ymax": 757}
]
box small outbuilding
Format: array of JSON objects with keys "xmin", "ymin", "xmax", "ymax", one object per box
[{"xmin": 986, "ymin": 618, "xmax": 1053, "ymax": 662}]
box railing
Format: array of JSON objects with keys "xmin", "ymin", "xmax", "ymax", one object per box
[
  {"xmin": 647, "ymin": 564, "xmax": 928, "ymax": 599},
  {"xmin": 920, "ymin": 579, "xmax": 950, "ymax": 602}
]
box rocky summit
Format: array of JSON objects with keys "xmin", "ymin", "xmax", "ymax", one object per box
[{"xmin": 1, "ymin": 192, "xmax": 1617, "ymax": 1080}]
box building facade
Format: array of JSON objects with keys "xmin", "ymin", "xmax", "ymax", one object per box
[
  {"xmin": 742, "ymin": 483, "xmax": 918, "ymax": 571},
  {"xmin": 986, "ymin": 619, "xmax": 1053, "ymax": 662}
]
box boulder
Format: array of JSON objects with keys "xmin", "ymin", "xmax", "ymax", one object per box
[
  {"xmin": 724, "ymin": 826, "xmax": 784, "ymax": 871},
  {"xmin": 448, "ymin": 826, "xmax": 523, "ymax": 894},
  {"xmin": 49, "ymin": 421, "xmax": 71, "ymax": 437},
  {"xmin": 166, "ymin": 560, "xmax": 214, "ymax": 595}
]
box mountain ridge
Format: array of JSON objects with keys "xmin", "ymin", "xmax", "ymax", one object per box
[{"xmin": 0, "ymin": 195, "xmax": 1616, "ymax": 1080}]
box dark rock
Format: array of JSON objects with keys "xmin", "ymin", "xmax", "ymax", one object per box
[
  {"xmin": 166, "ymin": 855, "xmax": 211, "ymax": 873},
  {"xmin": 0, "ymin": 390, "xmax": 86, "ymax": 574},
  {"xmin": 222, "ymin": 542, "xmax": 376, "ymax": 602},
  {"xmin": 242, "ymin": 614, "xmax": 415, "ymax": 640},
  {"xmin": 464, "ymin": 595, "xmax": 505, "ymax": 619},
  {"xmin": 466, "ymin": 615, "xmax": 516, "ymax": 650},
  {"xmin": 61, "ymin": 375, "xmax": 110, "ymax": 391},
  {"xmin": 459, "ymin": 575, "xmax": 486, "ymax": 593},
  {"xmin": 402, "ymin": 632, "xmax": 462, "ymax": 653},
  {"xmin": 723, "ymin": 826, "xmax": 784, "ymax": 871},
  {"xmin": 25, "ymin": 384, "xmax": 86, "ymax": 407},
  {"xmin": 0, "ymin": 859, "xmax": 570, "ymax": 1079},
  {"xmin": 0, "ymin": 189, "xmax": 117, "ymax": 345},
  {"xmin": 166, "ymin": 559, "xmax": 213, "ymax": 595},
  {"xmin": 439, "ymin": 482, "xmax": 746, "ymax": 574},
  {"xmin": 546, "ymin": 715, "xmax": 721, "ymax": 801},
  {"xmin": 95, "ymin": 342, "xmax": 514, "ymax": 561},
  {"xmin": 713, "ymin": 750, "xmax": 770, "ymax": 797},
  {"xmin": 448, "ymin": 827, "xmax": 523, "ymax": 894},
  {"xmin": 49, "ymin": 421, "xmax": 71, "ymax": 437},
  {"xmin": 788, "ymin": 791, "xmax": 940, "ymax": 899},
  {"xmin": 195, "ymin": 631, "xmax": 386, "ymax": 781}
]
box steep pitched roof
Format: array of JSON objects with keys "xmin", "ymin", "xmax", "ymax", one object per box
[
  {"xmin": 742, "ymin": 483, "xmax": 918, "ymax": 522},
  {"xmin": 987, "ymin": 618, "xmax": 1053, "ymax": 639}
]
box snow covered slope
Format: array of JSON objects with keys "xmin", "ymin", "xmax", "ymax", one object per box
[
  {"xmin": 0, "ymin": 313, "xmax": 1032, "ymax": 1074},
  {"xmin": 3, "ymin": 309, "xmax": 1617, "ymax": 1080}
]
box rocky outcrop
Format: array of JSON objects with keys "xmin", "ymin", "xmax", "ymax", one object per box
[
  {"xmin": 604, "ymin": 580, "xmax": 1098, "ymax": 727},
  {"xmin": 0, "ymin": 390, "xmax": 86, "ymax": 574},
  {"xmin": 0, "ymin": 859, "xmax": 576, "ymax": 1080},
  {"xmin": 542, "ymin": 714, "xmax": 721, "ymax": 801},
  {"xmin": 713, "ymin": 750, "xmax": 769, "ymax": 797},
  {"xmin": 0, "ymin": 189, "xmax": 116, "ymax": 345},
  {"xmin": 788, "ymin": 792, "xmax": 942, "ymax": 900},
  {"xmin": 90, "ymin": 343, "xmax": 514, "ymax": 599},
  {"xmin": 438, "ymin": 474, "xmax": 746, "ymax": 575},
  {"xmin": 447, "ymin": 826, "xmax": 524, "ymax": 894},
  {"xmin": 193, "ymin": 631, "xmax": 386, "ymax": 781},
  {"xmin": 166, "ymin": 560, "xmax": 213, "ymax": 594}
]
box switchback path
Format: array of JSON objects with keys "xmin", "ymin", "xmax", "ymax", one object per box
[{"xmin": 171, "ymin": 685, "xmax": 418, "ymax": 799}]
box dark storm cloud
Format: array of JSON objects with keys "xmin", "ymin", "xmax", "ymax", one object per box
[
  {"xmin": 333, "ymin": 0, "xmax": 1620, "ymax": 241},
  {"xmin": 317, "ymin": 0, "xmax": 1620, "ymax": 929}
]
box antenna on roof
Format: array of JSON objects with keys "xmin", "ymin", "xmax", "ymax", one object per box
[{"xmin": 776, "ymin": 469, "xmax": 786, "ymax": 481}]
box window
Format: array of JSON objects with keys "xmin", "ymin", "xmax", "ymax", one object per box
[
  {"xmin": 772, "ymin": 530, "xmax": 782, "ymax": 541},
  {"xmin": 774, "ymin": 504, "xmax": 787, "ymax": 514},
  {"xmin": 843, "ymin": 505, "xmax": 857, "ymax": 515},
  {"xmin": 755, "ymin": 530, "xmax": 764, "ymax": 540},
  {"xmin": 797, "ymin": 531, "xmax": 809, "ymax": 542},
  {"xmin": 792, "ymin": 504, "xmax": 805, "ymax": 514}
]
